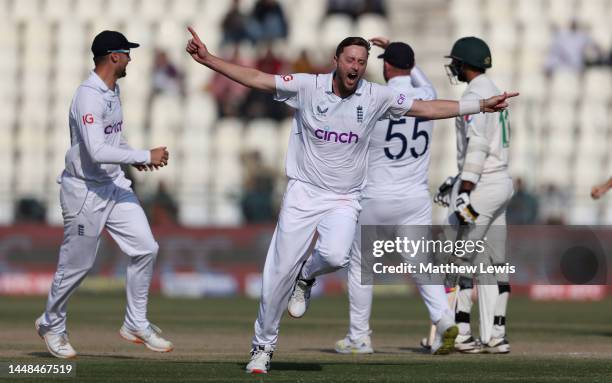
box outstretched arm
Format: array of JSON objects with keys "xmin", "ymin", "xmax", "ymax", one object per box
[
  {"xmin": 186, "ymin": 27, "xmax": 276, "ymax": 92},
  {"xmin": 591, "ymin": 177, "xmax": 612, "ymax": 200},
  {"xmin": 407, "ymin": 92, "xmax": 519, "ymax": 120}
]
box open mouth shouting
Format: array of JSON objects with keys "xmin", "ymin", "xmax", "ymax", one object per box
[{"xmin": 346, "ymin": 72, "xmax": 358, "ymax": 86}]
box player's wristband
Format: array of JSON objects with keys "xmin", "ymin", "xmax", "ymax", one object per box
[{"xmin": 459, "ymin": 99, "xmax": 480, "ymax": 115}]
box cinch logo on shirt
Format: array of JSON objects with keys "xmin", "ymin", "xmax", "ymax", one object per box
[
  {"xmin": 314, "ymin": 126, "xmax": 359, "ymax": 144},
  {"xmin": 104, "ymin": 120, "xmax": 123, "ymax": 134}
]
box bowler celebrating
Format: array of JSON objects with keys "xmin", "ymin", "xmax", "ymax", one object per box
[
  {"xmin": 186, "ymin": 27, "xmax": 517, "ymax": 374},
  {"xmin": 35, "ymin": 31, "xmax": 173, "ymax": 359}
]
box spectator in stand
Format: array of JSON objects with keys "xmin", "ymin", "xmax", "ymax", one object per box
[
  {"xmin": 326, "ymin": 0, "xmax": 385, "ymax": 19},
  {"xmin": 221, "ymin": 0, "xmax": 253, "ymax": 44},
  {"xmin": 242, "ymin": 46, "xmax": 289, "ymax": 120},
  {"xmin": 146, "ymin": 181, "xmax": 179, "ymax": 225},
  {"xmin": 207, "ymin": 45, "xmax": 252, "ymax": 117},
  {"xmin": 327, "ymin": 0, "xmax": 363, "ymax": 19},
  {"xmin": 507, "ymin": 178, "xmax": 539, "ymax": 224},
  {"xmin": 256, "ymin": 45, "xmax": 285, "ymax": 74},
  {"xmin": 15, "ymin": 198, "xmax": 46, "ymax": 223},
  {"xmin": 291, "ymin": 49, "xmax": 323, "ymax": 74},
  {"xmin": 544, "ymin": 20, "xmax": 603, "ymax": 76},
  {"xmin": 151, "ymin": 49, "xmax": 185, "ymax": 98},
  {"xmin": 361, "ymin": 0, "xmax": 386, "ymax": 16},
  {"xmin": 240, "ymin": 150, "xmax": 276, "ymax": 223},
  {"xmin": 250, "ymin": 0, "xmax": 288, "ymax": 42},
  {"xmin": 539, "ymin": 184, "xmax": 570, "ymax": 224}
]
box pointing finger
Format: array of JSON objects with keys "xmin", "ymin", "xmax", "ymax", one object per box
[{"xmin": 187, "ymin": 27, "xmax": 202, "ymax": 44}]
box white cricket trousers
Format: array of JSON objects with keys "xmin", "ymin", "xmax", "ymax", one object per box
[
  {"xmin": 346, "ymin": 196, "xmax": 453, "ymax": 341},
  {"xmin": 38, "ymin": 174, "xmax": 159, "ymax": 335},
  {"xmin": 252, "ymin": 179, "xmax": 361, "ymax": 347}
]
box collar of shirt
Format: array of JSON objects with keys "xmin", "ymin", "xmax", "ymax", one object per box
[
  {"xmin": 464, "ymin": 73, "xmax": 490, "ymax": 95},
  {"xmin": 321, "ymin": 71, "xmax": 366, "ymax": 97},
  {"xmin": 88, "ymin": 70, "xmax": 118, "ymax": 95},
  {"xmin": 468, "ymin": 73, "xmax": 487, "ymax": 88},
  {"xmin": 387, "ymin": 75, "xmax": 414, "ymax": 91}
]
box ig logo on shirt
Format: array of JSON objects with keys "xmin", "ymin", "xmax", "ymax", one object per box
[{"xmin": 82, "ymin": 114, "xmax": 94, "ymax": 124}]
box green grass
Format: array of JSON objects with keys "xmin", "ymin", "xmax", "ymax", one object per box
[{"xmin": 1, "ymin": 294, "xmax": 612, "ymax": 382}]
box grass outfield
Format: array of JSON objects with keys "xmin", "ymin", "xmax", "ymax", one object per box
[{"xmin": 1, "ymin": 293, "xmax": 612, "ymax": 382}]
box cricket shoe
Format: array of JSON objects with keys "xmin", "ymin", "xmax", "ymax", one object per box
[
  {"xmin": 287, "ymin": 277, "xmax": 315, "ymax": 318},
  {"xmin": 35, "ymin": 318, "xmax": 77, "ymax": 359},
  {"xmin": 246, "ymin": 344, "xmax": 274, "ymax": 374},
  {"xmin": 455, "ymin": 334, "xmax": 479, "ymax": 353},
  {"xmin": 431, "ymin": 317, "xmax": 458, "ymax": 355},
  {"xmin": 482, "ymin": 337, "xmax": 510, "ymax": 354},
  {"xmin": 420, "ymin": 336, "xmax": 431, "ymax": 351},
  {"xmin": 334, "ymin": 335, "xmax": 374, "ymax": 354},
  {"xmin": 119, "ymin": 323, "xmax": 173, "ymax": 353}
]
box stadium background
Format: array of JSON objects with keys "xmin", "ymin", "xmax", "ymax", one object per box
[{"xmin": 0, "ymin": 0, "xmax": 611, "ymax": 300}]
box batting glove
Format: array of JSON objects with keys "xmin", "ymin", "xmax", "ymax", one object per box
[
  {"xmin": 433, "ymin": 175, "xmax": 458, "ymax": 207},
  {"xmin": 453, "ymin": 192, "xmax": 479, "ymax": 224}
]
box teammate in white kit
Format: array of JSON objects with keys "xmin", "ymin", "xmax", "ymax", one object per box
[
  {"xmin": 435, "ymin": 37, "xmax": 514, "ymax": 354},
  {"xmin": 333, "ymin": 37, "xmax": 455, "ymax": 355},
  {"xmin": 186, "ymin": 27, "xmax": 517, "ymax": 373},
  {"xmin": 35, "ymin": 31, "xmax": 173, "ymax": 359}
]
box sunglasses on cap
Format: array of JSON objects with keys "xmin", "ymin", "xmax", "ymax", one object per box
[{"xmin": 108, "ymin": 49, "xmax": 130, "ymax": 58}]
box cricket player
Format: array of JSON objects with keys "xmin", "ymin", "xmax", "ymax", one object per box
[
  {"xmin": 186, "ymin": 27, "xmax": 516, "ymax": 373},
  {"xmin": 333, "ymin": 37, "xmax": 455, "ymax": 355},
  {"xmin": 35, "ymin": 31, "xmax": 173, "ymax": 359},
  {"xmin": 434, "ymin": 37, "xmax": 513, "ymax": 354}
]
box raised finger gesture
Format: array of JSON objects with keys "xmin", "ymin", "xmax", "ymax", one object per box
[
  {"xmin": 483, "ymin": 92, "xmax": 519, "ymax": 112},
  {"xmin": 186, "ymin": 26, "xmax": 209, "ymax": 64}
]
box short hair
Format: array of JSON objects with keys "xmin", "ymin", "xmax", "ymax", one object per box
[
  {"xmin": 335, "ymin": 37, "xmax": 371, "ymax": 58},
  {"xmin": 93, "ymin": 55, "xmax": 108, "ymax": 66}
]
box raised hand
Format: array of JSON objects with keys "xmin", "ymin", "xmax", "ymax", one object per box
[
  {"xmin": 483, "ymin": 92, "xmax": 519, "ymax": 112},
  {"xmin": 186, "ymin": 26, "xmax": 209, "ymax": 65},
  {"xmin": 591, "ymin": 178, "xmax": 612, "ymax": 199},
  {"xmin": 369, "ymin": 36, "xmax": 390, "ymax": 49}
]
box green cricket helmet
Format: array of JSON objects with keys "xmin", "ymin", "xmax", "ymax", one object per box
[{"xmin": 446, "ymin": 36, "xmax": 492, "ymax": 69}]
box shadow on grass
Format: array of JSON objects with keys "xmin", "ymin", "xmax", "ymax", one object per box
[
  {"xmin": 27, "ymin": 351, "xmax": 138, "ymax": 360},
  {"xmin": 397, "ymin": 347, "xmax": 430, "ymax": 354},
  {"xmin": 302, "ymin": 348, "xmax": 397, "ymax": 355},
  {"xmin": 235, "ymin": 362, "xmax": 322, "ymax": 371}
]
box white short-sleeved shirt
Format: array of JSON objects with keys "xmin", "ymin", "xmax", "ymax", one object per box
[
  {"xmin": 275, "ymin": 72, "xmax": 414, "ymax": 194},
  {"xmin": 362, "ymin": 75, "xmax": 435, "ymax": 200}
]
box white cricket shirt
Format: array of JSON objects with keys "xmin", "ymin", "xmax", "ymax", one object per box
[
  {"xmin": 455, "ymin": 74, "xmax": 510, "ymax": 182},
  {"xmin": 275, "ymin": 72, "xmax": 414, "ymax": 194},
  {"xmin": 63, "ymin": 71, "xmax": 150, "ymax": 186},
  {"xmin": 362, "ymin": 71, "xmax": 436, "ymax": 200}
]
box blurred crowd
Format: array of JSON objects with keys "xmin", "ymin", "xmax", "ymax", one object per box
[
  {"xmin": 545, "ymin": 19, "xmax": 612, "ymax": 75},
  {"xmin": 11, "ymin": 1, "xmax": 612, "ymax": 226}
]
